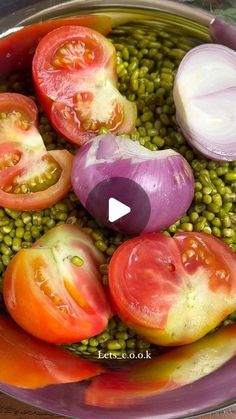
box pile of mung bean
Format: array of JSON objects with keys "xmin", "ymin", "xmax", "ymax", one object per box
[{"xmin": 0, "ymin": 23, "xmax": 235, "ymax": 359}]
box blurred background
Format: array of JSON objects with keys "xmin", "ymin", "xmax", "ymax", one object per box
[{"xmin": 182, "ymin": 0, "xmax": 236, "ymax": 23}]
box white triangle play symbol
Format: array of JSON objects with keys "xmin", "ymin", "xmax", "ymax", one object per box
[{"xmin": 108, "ymin": 197, "xmax": 131, "ymax": 222}]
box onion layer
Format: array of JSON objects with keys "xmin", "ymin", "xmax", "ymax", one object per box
[
  {"xmin": 173, "ymin": 44, "xmax": 236, "ymax": 161},
  {"xmin": 71, "ymin": 134, "xmax": 194, "ymax": 235}
]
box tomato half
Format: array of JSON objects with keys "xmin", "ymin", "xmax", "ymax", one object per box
[
  {"xmin": 108, "ymin": 232, "xmax": 236, "ymax": 345},
  {"xmin": 3, "ymin": 224, "xmax": 112, "ymax": 344},
  {"xmin": 32, "ymin": 26, "xmax": 137, "ymax": 145},
  {"xmin": 0, "ymin": 314, "xmax": 104, "ymax": 389},
  {"xmin": 85, "ymin": 323, "xmax": 236, "ymax": 408},
  {"xmin": 0, "ymin": 93, "xmax": 72, "ymax": 210},
  {"xmin": 0, "ymin": 16, "xmax": 112, "ymax": 78}
]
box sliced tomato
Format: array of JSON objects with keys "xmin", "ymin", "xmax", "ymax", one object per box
[
  {"xmin": 108, "ymin": 232, "xmax": 236, "ymax": 346},
  {"xmin": 3, "ymin": 224, "xmax": 112, "ymax": 344},
  {"xmin": 49, "ymin": 84, "xmax": 137, "ymax": 145},
  {"xmin": 0, "ymin": 314, "xmax": 104, "ymax": 389},
  {"xmin": 0, "ymin": 16, "xmax": 112, "ymax": 78},
  {"xmin": 0, "ymin": 93, "xmax": 44, "ymax": 151},
  {"xmin": 0, "ymin": 93, "xmax": 72, "ymax": 210},
  {"xmin": 0, "ymin": 146, "xmax": 73, "ymax": 210},
  {"xmin": 33, "ymin": 26, "xmax": 117, "ymax": 107},
  {"xmin": 32, "ymin": 26, "xmax": 137, "ymax": 145},
  {"xmin": 85, "ymin": 323, "xmax": 236, "ymax": 408}
]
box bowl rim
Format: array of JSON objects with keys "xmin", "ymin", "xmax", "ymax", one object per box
[
  {"xmin": 0, "ymin": 0, "xmax": 214, "ymax": 33},
  {"xmin": 0, "ymin": 1, "xmax": 234, "ymax": 419}
]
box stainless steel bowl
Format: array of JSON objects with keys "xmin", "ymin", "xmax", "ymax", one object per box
[{"xmin": 0, "ymin": 1, "xmax": 235, "ymax": 418}]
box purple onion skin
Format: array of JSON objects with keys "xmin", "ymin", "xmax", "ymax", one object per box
[
  {"xmin": 210, "ymin": 18, "xmax": 236, "ymax": 52},
  {"xmin": 71, "ymin": 134, "xmax": 194, "ymax": 235}
]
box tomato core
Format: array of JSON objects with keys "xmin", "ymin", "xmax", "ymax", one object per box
[
  {"xmin": 74, "ymin": 91, "xmax": 123, "ymax": 132},
  {"xmin": 52, "ymin": 40, "xmax": 95, "ymax": 70},
  {"xmin": 0, "ymin": 110, "xmax": 30, "ymax": 131},
  {"xmin": 34, "ymin": 257, "xmax": 69, "ymax": 313},
  {"xmin": 3, "ymin": 155, "xmax": 62, "ymax": 194},
  {"xmin": 0, "ymin": 151, "xmax": 21, "ymax": 170}
]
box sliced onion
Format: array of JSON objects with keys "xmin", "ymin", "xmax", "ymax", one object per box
[
  {"xmin": 210, "ymin": 17, "xmax": 236, "ymax": 51},
  {"xmin": 71, "ymin": 134, "xmax": 194, "ymax": 235},
  {"xmin": 173, "ymin": 44, "xmax": 236, "ymax": 161}
]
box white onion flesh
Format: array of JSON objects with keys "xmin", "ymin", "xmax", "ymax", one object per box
[{"xmin": 174, "ymin": 44, "xmax": 236, "ymax": 161}]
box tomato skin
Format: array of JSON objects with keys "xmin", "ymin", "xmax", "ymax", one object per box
[
  {"xmin": 32, "ymin": 26, "xmax": 136, "ymax": 145},
  {"xmin": 3, "ymin": 224, "xmax": 112, "ymax": 344},
  {"xmin": 0, "ymin": 93, "xmax": 73, "ymax": 210},
  {"xmin": 0, "ymin": 314, "xmax": 104, "ymax": 389},
  {"xmin": 85, "ymin": 323, "xmax": 236, "ymax": 408},
  {"xmin": 0, "ymin": 16, "xmax": 112, "ymax": 77},
  {"xmin": 108, "ymin": 232, "xmax": 236, "ymax": 346}
]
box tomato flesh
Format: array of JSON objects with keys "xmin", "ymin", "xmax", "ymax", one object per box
[
  {"xmin": 3, "ymin": 224, "xmax": 112, "ymax": 344},
  {"xmin": 85, "ymin": 323, "xmax": 236, "ymax": 408},
  {"xmin": 0, "ymin": 148, "xmax": 21, "ymax": 170},
  {"xmin": 0, "ymin": 93, "xmax": 73, "ymax": 210},
  {"xmin": 50, "ymin": 82, "xmax": 136, "ymax": 145},
  {"xmin": 0, "ymin": 93, "xmax": 44, "ymax": 152},
  {"xmin": 108, "ymin": 232, "xmax": 236, "ymax": 345},
  {"xmin": 2, "ymin": 153, "xmax": 61, "ymax": 194},
  {"xmin": 0, "ymin": 16, "xmax": 112, "ymax": 78},
  {"xmin": 0, "ymin": 314, "xmax": 104, "ymax": 389},
  {"xmin": 174, "ymin": 232, "xmax": 234, "ymax": 293},
  {"xmin": 32, "ymin": 26, "xmax": 137, "ymax": 145},
  {"xmin": 52, "ymin": 38, "xmax": 104, "ymax": 71}
]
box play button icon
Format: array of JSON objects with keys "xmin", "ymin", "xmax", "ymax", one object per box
[
  {"xmin": 108, "ymin": 198, "xmax": 131, "ymax": 222},
  {"xmin": 86, "ymin": 177, "xmax": 151, "ymax": 235}
]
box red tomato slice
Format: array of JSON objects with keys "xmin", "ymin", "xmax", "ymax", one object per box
[
  {"xmin": 0, "ymin": 93, "xmax": 44, "ymax": 151},
  {"xmin": 33, "ymin": 26, "xmax": 117, "ymax": 106},
  {"xmin": 3, "ymin": 224, "xmax": 112, "ymax": 344},
  {"xmin": 85, "ymin": 323, "xmax": 236, "ymax": 408},
  {"xmin": 0, "ymin": 93, "xmax": 72, "ymax": 210},
  {"xmin": 0, "ymin": 16, "xmax": 112, "ymax": 78},
  {"xmin": 108, "ymin": 232, "xmax": 236, "ymax": 346},
  {"xmin": 0, "ymin": 314, "xmax": 104, "ymax": 389},
  {"xmin": 32, "ymin": 26, "xmax": 137, "ymax": 145},
  {"xmin": 0, "ymin": 146, "xmax": 73, "ymax": 210},
  {"xmin": 49, "ymin": 87, "xmax": 137, "ymax": 145}
]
